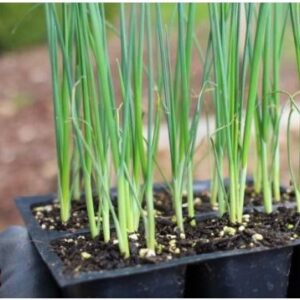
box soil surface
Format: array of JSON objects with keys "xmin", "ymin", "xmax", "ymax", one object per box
[
  {"xmin": 32, "ymin": 184, "xmax": 295, "ymax": 232},
  {"xmin": 32, "ymin": 190, "xmax": 212, "ymax": 232},
  {"xmin": 52, "ymin": 206, "xmax": 300, "ymax": 275}
]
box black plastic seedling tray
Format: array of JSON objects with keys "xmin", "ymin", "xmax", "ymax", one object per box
[{"xmin": 16, "ymin": 180, "xmax": 300, "ymax": 297}]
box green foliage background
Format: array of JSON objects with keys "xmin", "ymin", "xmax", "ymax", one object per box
[
  {"xmin": 0, "ymin": 4, "xmax": 46, "ymax": 53},
  {"xmin": 0, "ymin": 4, "xmax": 207, "ymax": 54},
  {"xmin": 0, "ymin": 3, "xmax": 119, "ymax": 54}
]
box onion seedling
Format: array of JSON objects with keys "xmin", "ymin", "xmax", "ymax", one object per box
[
  {"xmin": 287, "ymin": 3, "xmax": 300, "ymax": 212},
  {"xmin": 45, "ymin": 4, "xmax": 74, "ymax": 223},
  {"xmin": 270, "ymin": 5, "xmax": 288, "ymax": 202},
  {"xmin": 253, "ymin": 4, "xmax": 288, "ymax": 208},
  {"xmin": 46, "ymin": 3, "xmax": 165, "ymax": 257},
  {"xmin": 209, "ymin": 3, "xmax": 270, "ymax": 222},
  {"xmin": 156, "ymin": 3, "xmax": 211, "ymax": 231}
]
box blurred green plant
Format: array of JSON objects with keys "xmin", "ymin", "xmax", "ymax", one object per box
[
  {"xmin": 0, "ymin": 4, "xmax": 46, "ymax": 53},
  {"xmin": 160, "ymin": 3, "xmax": 208, "ymax": 23},
  {"xmin": 0, "ymin": 3, "xmax": 119, "ymax": 54}
]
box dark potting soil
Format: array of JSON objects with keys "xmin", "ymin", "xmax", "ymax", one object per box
[
  {"xmin": 32, "ymin": 199, "xmax": 89, "ymax": 231},
  {"xmin": 52, "ymin": 206, "xmax": 300, "ymax": 275},
  {"xmin": 31, "ymin": 190, "xmax": 212, "ymax": 232},
  {"xmin": 244, "ymin": 185, "xmax": 295, "ymax": 207},
  {"xmin": 32, "ymin": 185, "xmax": 295, "ymax": 232}
]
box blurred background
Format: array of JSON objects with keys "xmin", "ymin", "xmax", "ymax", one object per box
[{"xmin": 0, "ymin": 4, "xmax": 299, "ymax": 230}]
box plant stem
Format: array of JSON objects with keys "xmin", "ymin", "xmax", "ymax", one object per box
[{"xmin": 239, "ymin": 4, "xmax": 270, "ymax": 213}]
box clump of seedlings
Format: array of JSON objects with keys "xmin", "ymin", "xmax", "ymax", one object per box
[
  {"xmin": 43, "ymin": 3, "xmax": 300, "ymax": 272},
  {"xmin": 252, "ymin": 4, "xmax": 288, "ymax": 207},
  {"xmin": 209, "ymin": 3, "xmax": 273, "ymax": 222},
  {"xmin": 46, "ymin": 3, "xmax": 161, "ymax": 257},
  {"xmin": 287, "ymin": 3, "xmax": 300, "ymax": 212},
  {"xmin": 208, "ymin": 3, "xmax": 297, "ymax": 220},
  {"xmin": 45, "ymin": 2, "xmax": 214, "ymax": 260}
]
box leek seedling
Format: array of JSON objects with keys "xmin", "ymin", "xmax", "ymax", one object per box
[
  {"xmin": 288, "ymin": 3, "xmax": 300, "ymax": 212},
  {"xmin": 271, "ymin": 4, "xmax": 288, "ymax": 202},
  {"xmin": 71, "ymin": 143, "xmax": 82, "ymax": 201},
  {"xmin": 87, "ymin": 3, "xmax": 132, "ymax": 254},
  {"xmin": 88, "ymin": 3, "xmax": 160, "ymax": 254},
  {"xmin": 45, "ymin": 4, "xmax": 74, "ymax": 223},
  {"xmin": 209, "ymin": 3, "xmax": 270, "ymax": 222},
  {"xmin": 144, "ymin": 4, "xmax": 161, "ymax": 251},
  {"xmin": 177, "ymin": 4, "xmax": 196, "ymax": 226},
  {"xmin": 75, "ymin": 4, "xmax": 101, "ymax": 238},
  {"xmin": 156, "ymin": 3, "xmax": 212, "ymax": 231},
  {"xmin": 209, "ymin": 3, "xmax": 240, "ymax": 221},
  {"xmin": 130, "ymin": 4, "xmax": 147, "ymax": 230},
  {"xmin": 73, "ymin": 3, "xmax": 160, "ymax": 255},
  {"xmin": 156, "ymin": 4, "xmax": 185, "ymax": 232},
  {"xmin": 252, "ymin": 8, "xmax": 273, "ymax": 213},
  {"xmin": 253, "ymin": 4, "xmax": 288, "ymax": 206},
  {"xmin": 239, "ymin": 4, "xmax": 272, "ymax": 217},
  {"xmin": 286, "ymin": 92, "xmax": 300, "ymax": 212},
  {"xmin": 178, "ymin": 4, "xmax": 213, "ymax": 226},
  {"xmin": 237, "ymin": 4, "xmax": 270, "ymax": 221}
]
